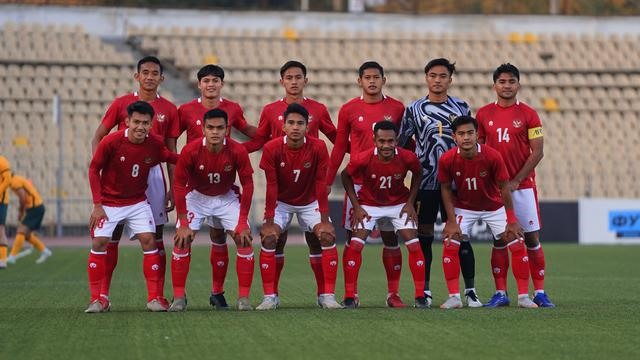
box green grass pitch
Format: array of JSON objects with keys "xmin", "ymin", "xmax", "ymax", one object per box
[{"xmin": 1, "ymin": 244, "xmax": 638, "ymax": 359}]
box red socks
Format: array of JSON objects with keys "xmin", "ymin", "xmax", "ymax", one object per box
[
  {"xmin": 527, "ymin": 244, "xmax": 546, "ymax": 292},
  {"xmin": 342, "ymin": 238, "xmax": 364, "ymax": 299},
  {"xmin": 260, "ymin": 247, "xmax": 277, "ymax": 296},
  {"xmin": 309, "ymin": 254, "xmax": 324, "ymax": 295},
  {"xmin": 210, "ymin": 243, "xmax": 229, "ymax": 295},
  {"xmin": 321, "ymin": 245, "xmax": 338, "ymax": 295},
  {"xmin": 509, "ymin": 240, "xmax": 531, "ymax": 296},
  {"xmin": 143, "ymin": 249, "xmax": 161, "ymax": 302},
  {"xmin": 405, "ymin": 239, "xmax": 426, "ymax": 298},
  {"xmin": 442, "ymin": 240, "xmax": 461, "ymax": 296},
  {"xmin": 171, "ymin": 246, "xmax": 191, "ymax": 299},
  {"xmin": 382, "ymin": 246, "xmax": 402, "ymax": 295},
  {"xmin": 100, "ymin": 241, "xmax": 119, "ymax": 296},
  {"xmin": 236, "ymin": 247, "xmax": 255, "ymax": 298},
  {"xmin": 88, "ymin": 250, "xmax": 107, "ymax": 301},
  {"xmin": 274, "ymin": 254, "xmax": 285, "ymax": 294},
  {"xmin": 491, "ymin": 245, "xmax": 509, "ymax": 292},
  {"xmin": 155, "ymin": 239, "xmax": 167, "ymax": 299}
]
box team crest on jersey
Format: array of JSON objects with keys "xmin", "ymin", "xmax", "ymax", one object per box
[
  {"xmin": 384, "ymin": 115, "xmax": 392, "ymax": 122},
  {"xmin": 303, "ymin": 162, "xmax": 311, "ymax": 169},
  {"xmin": 224, "ymin": 164, "xmax": 233, "ymax": 172},
  {"xmin": 393, "ymin": 173, "xmax": 402, "ymax": 180},
  {"xmin": 513, "ymin": 119, "xmax": 523, "ymax": 128},
  {"xmin": 120, "ymin": 156, "xmax": 125, "ymax": 162},
  {"xmin": 448, "ymin": 114, "xmax": 458, "ymax": 122},
  {"xmin": 199, "ymin": 165, "xmax": 204, "ymax": 170},
  {"xmin": 308, "ymin": 115, "xmax": 313, "ymax": 122},
  {"xmin": 488, "ymin": 120, "xmax": 494, "ymax": 127},
  {"xmin": 479, "ymin": 170, "xmax": 487, "ymax": 177},
  {"xmin": 196, "ymin": 119, "xmax": 202, "ymax": 126},
  {"xmin": 358, "ymin": 116, "xmax": 364, "ymax": 122},
  {"xmin": 144, "ymin": 157, "xmax": 153, "ymax": 164},
  {"xmin": 157, "ymin": 114, "xmax": 165, "ymax": 122},
  {"xmin": 280, "ymin": 162, "xmax": 285, "ymax": 167}
]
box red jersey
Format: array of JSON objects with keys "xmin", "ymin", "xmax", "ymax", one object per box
[
  {"xmin": 89, "ymin": 130, "xmax": 178, "ymax": 207},
  {"xmin": 243, "ymin": 97, "xmax": 337, "ymax": 153},
  {"xmin": 346, "ymin": 147, "xmax": 421, "ymax": 207},
  {"xmin": 178, "ymin": 97, "xmax": 251, "ymax": 144},
  {"xmin": 259, "ymin": 136, "xmax": 330, "ymax": 219},
  {"xmin": 437, "ymin": 144, "xmax": 509, "ymax": 212},
  {"xmin": 173, "ymin": 137, "xmax": 254, "ymax": 228},
  {"xmin": 327, "ymin": 95, "xmax": 405, "ymax": 184},
  {"xmin": 101, "ymin": 92, "xmax": 180, "ymax": 140},
  {"xmin": 476, "ymin": 101, "xmax": 543, "ymax": 189}
]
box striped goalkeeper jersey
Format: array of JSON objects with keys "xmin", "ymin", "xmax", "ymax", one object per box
[{"xmin": 398, "ymin": 95, "xmax": 471, "ymax": 190}]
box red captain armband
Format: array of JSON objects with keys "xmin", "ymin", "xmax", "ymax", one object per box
[{"xmin": 506, "ymin": 209, "xmax": 518, "ymax": 224}]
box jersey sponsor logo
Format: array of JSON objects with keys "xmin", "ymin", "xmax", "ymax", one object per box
[
  {"xmin": 528, "ymin": 127, "xmax": 543, "ymax": 139},
  {"xmin": 157, "ymin": 114, "xmax": 166, "ymax": 123},
  {"xmin": 448, "ymin": 113, "xmax": 458, "ymax": 122},
  {"xmin": 144, "ymin": 157, "xmax": 153, "ymax": 164},
  {"xmin": 224, "ymin": 165, "xmax": 233, "ymax": 172},
  {"xmin": 479, "ymin": 170, "xmax": 487, "ymax": 177},
  {"xmin": 120, "ymin": 156, "xmax": 125, "ymax": 162},
  {"xmin": 303, "ymin": 161, "xmax": 311, "ymax": 169},
  {"xmin": 384, "ymin": 115, "xmax": 392, "ymax": 121},
  {"xmin": 512, "ymin": 119, "xmax": 523, "ymax": 128}
]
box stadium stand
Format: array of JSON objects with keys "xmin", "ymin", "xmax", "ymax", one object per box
[{"xmin": 2, "ymin": 21, "xmax": 639, "ymax": 229}]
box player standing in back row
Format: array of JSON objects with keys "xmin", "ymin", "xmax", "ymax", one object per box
[
  {"xmin": 326, "ymin": 61, "xmax": 409, "ymax": 308},
  {"xmin": 476, "ymin": 63, "xmax": 554, "ymax": 307},
  {"xmin": 243, "ymin": 60, "xmax": 337, "ymax": 301},
  {"xmin": 398, "ymin": 58, "xmax": 480, "ymax": 308},
  {"xmin": 91, "ymin": 56, "xmax": 179, "ymax": 307}
]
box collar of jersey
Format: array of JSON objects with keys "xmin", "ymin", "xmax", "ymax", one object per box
[
  {"xmin": 202, "ymin": 137, "xmax": 226, "ymax": 146},
  {"xmin": 283, "ymin": 135, "xmax": 306, "ymax": 144},
  {"xmin": 457, "ymin": 144, "xmax": 481, "ymax": 153}
]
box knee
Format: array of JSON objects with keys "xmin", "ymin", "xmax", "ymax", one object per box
[
  {"xmin": 138, "ymin": 233, "xmax": 157, "ymax": 251},
  {"xmin": 209, "ymin": 229, "xmax": 227, "ymax": 245},
  {"xmin": 318, "ymin": 232, "xmax": 335, "ymax": 248},
  {"xmin": 305, "ymin": 232, "xmax": 323, "ymax": 253},
  {"xmin": 524, "ymin": 232, "xmax": 539, "ymax": 248},
  {"xmin": 261, "ymin": 235, "xmax": 277, "ymax": 250}
]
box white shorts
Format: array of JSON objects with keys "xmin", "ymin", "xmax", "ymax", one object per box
[
  {"xmin": 183, "ymin": 189, "xmax": 245, "ymax": 232},
  {"xmin": 93, "ymin": 201, "xmax": 156, "ymax": 238},
  {"xmin": 354, "ymin": 203, "xmax": 417, "ymax": 232},
  {"xmin": 146, "ymin": 164, "xmax": 167, "ymax": 226},
  {"xmin": 343, "ymin": 184, "xmax": 393, "ymax": 231},
  {"xmin": 512, "ymin": 188, "xmax": 541, "ymax": 232},
  {"xmin": 455, "ymin": 207, "xmax": 506, "ymax": 239},
  {"xmin": 273, "ymin": 200, "xmax": 323, "ymax": 232}
]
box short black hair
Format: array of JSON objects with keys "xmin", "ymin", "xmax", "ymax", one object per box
[
  {"xmin": 424, "ymin": 58, "xmax": 455, "ymax": 76},
  {"xmin": 198, "ymin": 64, "xmax": 225, "ymax": 81},
  {"xmin": 127, "ymin": 101, "xmax": 154, "ymax": 118},
  {"xmin": 137, "ymin": 56, "xmax": 163, "ymax": 74},
  {"xmin": 373, "ymin": 120, "xmax": 398, "ymax": 135},
  {"xmin": 203, "ymin": 108, "xmax": 228, "ymax": 126},
  {"xmin": 280, "ymin": 60, "xmax": 307, "ymax": 78},
  {"xmin": 283, "ymin": 103, "xmax": 309, "ymax": 123},
  {"xmin": 493, "ymin": 63, "xmax": 520, "ymax": 82},
  {"xmin": 359, "ymin": 61, "xmax": 384, "ymax": 78},
  {"xmin": 451, "ymin": 115, "xmax": 478, "ymax": 132}
]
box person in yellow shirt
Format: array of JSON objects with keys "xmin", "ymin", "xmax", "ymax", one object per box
[
  {"xmin": 7, "ymin": 175, "xmax": 52, "ymax": 264},
  {"xmin": 0, "ymin": 156, "xmax": 11, "ymax": 268}
]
